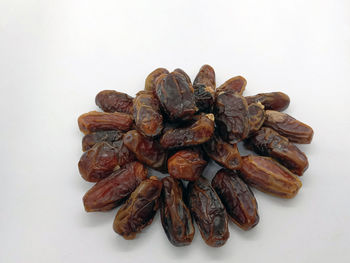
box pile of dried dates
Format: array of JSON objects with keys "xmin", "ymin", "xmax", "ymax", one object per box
[{"xmin": 77, "ymin": 65, "xmax": 314, "ymax": 247}]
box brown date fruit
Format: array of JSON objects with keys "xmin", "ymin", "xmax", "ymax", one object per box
[
  {"xmin": 212, "ymin": 169, "xmax": 259, "ymax": 230},
  {"xmin": 174, "ymin": 68, "xmax": 191, "ymax": 84},
  {"xmin": 264, "ymin": 110, "xmax": 314, "ymax": 144},
  {"xmin": 160, "ymin": 177, "xmax": 195, "ymax": 246},
  {"xmin": 83, "ymin": 162, "xmax": 148, "ymax": 212},
  {"xmin": 160, "ymin": 114, "xmax": 215, "ymax": 149},
  {"xmin": 155, "ymin": 71, "xmax": 197, "ymax": 121},
  {"xmin": 167, "ymin": 149, "xmax": 207, "ymax": 181},
  {"xmin": 123, "ymin": 130, "xmax": 166, "ymax": 170},
  {"xmin": 95, "ymin": 90, "xmax": 134, "ymax": 114},
  {"xmin": 216, "ymin": 76, "xmax": 246, "ymax": 95},
  {"xmin": 113, "ymin": 176, "xmax": 162, "ymax": 240},
  {"xmin": 245, "ymin": 92, "xmax": 290, "ymax": 111},
  {"xmin": 193, "ymin": 64, "xmax": 216, "ymax": 89},
  {"xmin": 215, "ymin": 91, "xmax": 250, "ymax": 144},
  {"xmin": 145, "ymin": 68, "xmax": 169, "ymax": 92},
  {"xmin": 203, "ymin": 132, "xmax": 241, "ymax": 170},
  {"xmin": 133, "ymin": 91, "xmax": 163, "ymax": 137},
  {"xmin": 187, "ymin": 177, "xmax": 229, "ymax": 247},
  {"xmin": 78, "ymin": 111, "xmax": 133, "ymax": 134},
  {"xmin": 248, "ymin": 102, "xmax": 265, "ymax": 135},
  {"xmin": 245, "ymin": 127, "xmax": 308, "ymax": 176},
  {"xmin": 78, "ymin": 142, "xmax": 119, "ymax": 182},
  {"xmin": 193, "ymin": 65, "xmax": 216, "ymax": 112},
  {"xmin": 240, "ymin": 155, "xmax": 302, "ymax": 199}
]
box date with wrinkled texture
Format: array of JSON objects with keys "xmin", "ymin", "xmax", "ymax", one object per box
[
  {"xmin": 248, "ymin": 102, "xmax": 265, "ymax": 135},
  {"xmin": 83, "ymin": 162, "xmax": 148, "ymax": 212},
  {"xmin": 160, "ymin": 177, "xmax": 195, "ymax": 246},
  {"xmin": 245, "ymin": 127, "xmax": 308, "ymax": 176},
  {"xmin": 264, "ymin": 110, "xmax": 314, "ymax": 144},
  {"xmin": 240, "ymin": 155, "xmax": 302, "ymax": 198},
  {"xmin": 174, "ymin": 68, "xmax": 191, "ymax": 84},
  {"xmin": 245, "ymin": 92, "xmax": 290, "ymax": 112},
  {"xmin": 193, "ymin": 64, "xmax": 216, "ymax": 89},
  {"xmin": 216, "ymin": 76, "xmax": 246, "ymax": 95},
  {"xmin": 212, "ymin": 169, "xmax": 259, "ymax": 230},
  {"xmin": 95, "ymin": 90, "xmax": 134, "ymax": 114},
  {"xmin": 193, "ymin": 65, "xmax": 216, "ymax": 112},
  {"xmin": 113, "ymin": 176, "xmax": 162, "ymax": 240},
  {"xmin": 187, "ymin": 177, "xmax": 229, "ymax": 247},
  {"xmin": 145, "ymin": 68, "xmax": 169, "ymax": 92}
]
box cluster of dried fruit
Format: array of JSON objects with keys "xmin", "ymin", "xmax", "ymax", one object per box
[{"xmin": 77, "ymin": 65, "xmax": 314, "ymax": 247}]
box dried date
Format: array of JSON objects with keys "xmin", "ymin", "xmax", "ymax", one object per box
[
  {"xmin": 193, "ymin": 65, "xmax": 216, "ymax": 112},
  {"xmin": 248, "ymin": 102, "xmax": 265, "ymax": 135},
  {"xmin": 95, "ymin": 90, "xmax": 134, "ymax": 114},
  {"xmin": 174, "ymin": 68, "xmax": 191, "ymax": 84},
  {"xmin": 216, "ymin": 76, "xmax": 246, "ymax": 95},
  {"xmin": 145, "ymin": 68, "xmax": 169, "ymax": 92},
  {"xmin": 193, "ymin": 64, "xmax": 216, "ymax": 89},
  {"xmin": 245, "ymin": 92, "xmax": 290, "ymax": 111}
]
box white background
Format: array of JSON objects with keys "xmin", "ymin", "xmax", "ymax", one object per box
[{"xmin": 1, "ymin": 0, "xmax": 349, "ymax": 262}]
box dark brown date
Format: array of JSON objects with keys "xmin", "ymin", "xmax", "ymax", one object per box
[
  {"xmin": 83, "ymin": 162, "xmax": 148, "ymax": 212},
  {"xmin": 248, "ymin": 102, "xmax": 265, "ymax": 135},
  {"xmin": 240, "ymin": 155, "xmax": 302, "ymax": 198},
  {"xmin": 95, "ymin": 90, "xmax": 134, "ymax": 114},
  {"xmin": 174, "ymin": 68, "xmax": 191, "ymax": 84},
  {"xmin": 160, "ymin": 177, "xmax": 195, "ymax": 246},
  {"xmin": 216, "ymin": 76, "xmax": 246, "ymax": 95},
  {"xmin": 187, "ymin": 177, "xmax": 229, "ymax": 247},
  {"xmin": 78, "ymin": 111, "xmax": 133, "ymax": 134},
  {"xmin": 245, "ymin": 92, "xmax": 290, "ymax": 111},
  {"xmin": 264, "ymin": 110, "xmax": 314, "ymax": 144},
  {"xmin": 193, "ymin": 64, "xmax": 216, "ymax": 89},
  {"xmin": 82, "ymin": 130, "xmax": 123, "ymax": 151},
  {"xmin": 160, "ymin": 114, "xmax": 215, "ymax": 149},
  {"xmin": 145, "ymin": 68, "xmax": 169, "ymax": 92},
  {"xmin": 113, "ymin": 176, "xmax": 162, "ymax": 240},
  {"xmin": 133, "ymin": 91, "xmax": 163, "ymax": 137},
  {"xmin": 193, "ymin": 65, "xmax": 216, "ymax": 112},
  {"xmin": 212, "ymin": 169, "xmax": 259, "ymax": 230},
  {"xmin": 167, "ymin": 150, "xmax": 207, "ymax": 181}
]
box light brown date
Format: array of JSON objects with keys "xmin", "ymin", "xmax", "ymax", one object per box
[
  {"xmin": 248, "ymin": 102, "xmax": 265, "ymax": 135},
  {"xmin": 145, "ymin": 68, "xmax": 169, "ymax": 92},
  {"xmin": 216, "ymin": 76, "xmax": 246, "ymax": 95}
]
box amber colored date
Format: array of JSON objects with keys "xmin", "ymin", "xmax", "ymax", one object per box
[
  {"xmin": 248, "ymin": 102, "xmax": 265, "ymax": 135},
  {"xmin": 264, "ymin": 110, "xmax": 314, "ymax": 144},
  {"xmin": 78, "ymin": 111, "xmax": 133, "ymax": 134},
  {"xmin": 113, "ymin": 176, "xmax": 162, "ymax": 240},
  {"xmin": 95, "ymin": 90, "xmax": 134, "ymax": 114},
  {"xmin": 160, "ymin": 177, "xmax": 195, "ymax": 246},
  {"xmin": 245, "ymin": 92, "xmax": 290, "ymax": 112},
  {"xmin": 245, "ymin": 127, "xmax": 308, "ymax": 176},
  {"xmin": 187, "ymin": 177, "xmax": 229, "ymax": 247},
  {"xmin": 168, "ymin": 150, "xmax": 207, "ymax": 181},
  {"xmin": 193, "ymin": 64, "xmax": 216, "ymax": 89},
  {"xmin": 240, "ymin": 155, "xmax": 302, "ymax": 198},
  {"xmin": 216, "ymin": 76, "xmax": 246, "ymax": 95},
  {"xmin": 145, "ymin": 68, "xmax": 169, "ymax": 92},
  {"xmin": 83, "ymin": 162, "xmax": 148, "ymax": 212},
  {"xmin": 212, "ymin": 169, "xmax": 259, "ymax": 230}
]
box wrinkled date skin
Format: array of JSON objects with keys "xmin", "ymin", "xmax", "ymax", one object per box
[
  {"xmin": 194, "ymin": 64, "xmax": 216, "ymax": 89},
  {"xmin": 133, "ymin": 91, "xmax": 163, "ymax": 137},
  {"xmin": 174, "ymin": 68, "xmax": 191, "ymax": 84},
  {"xmin": 215, "ymin": 91, "xmax": 250, "ymax": 144},
  {"xmin": 113, "ymin": 176, "xmax": 163, "ymax": 240},
  {"xmin": 95, "ymin": 90, "xmax": 134, "ymax": 114},
  {"xmin": 145, "ymin": 68, "xmax": 169, "ymax": 92},
  {"xmin": 160, "ymin": 114, "xmax": 215, "ymax": 149},
  {"xmin": 264, "ymin": 110, "xmax": 314, "ymax": 144},
  {"xmin": 216, "ymin": 76, "xmax": 246, "ymax": 95},
  {"xmin": 83, "ymin": 162, "xmax": 148, "ymax": 212},
  {"xmin": 248, "ymin": 102, "xmax": 265, "ymax": 135},
  {"xmin": 156, "ymin": 71, "xmax": 197, "ymax": 121},
  {"xmin": 212, "ymin": 169, "xmax": 259, "ymax": 230},
  {"xmin": 123, "ymin": 130, "xmax": 167, "ymax": 170},
  {"xmin": 187, "ymin": 177, "xmax": 230, "ymax": 247},
  {"xmin": 78, "ymin": 142, "xmax": 119, "ymax": 182},
  {"xmin": 245, "ymin": 127, "xmax": 308, "ymax": 176},
  {"xmin": 203, "ymin": 133, "xmax": 241, "ymax": 170},
  {"xmin": 167, "ymin": 150, "xmax": 207, "ymax": 181},
  {"xmin": 193, "ymin": 65, "xmax": 216, "ymax": 112},
  {"xmin": 245, "ymin": 92, "xmax": 290, "ymax": 112},
  {"xmin": 160, "ymin": 177, "xmax": 195, "ymax": 246},
  {"xmin": 240, "ymin": 155, "xmax": 302, "ymax": 198},
  {"xmin": 78, "ymin": 111, "xmax": 133, "ymax": 134}
]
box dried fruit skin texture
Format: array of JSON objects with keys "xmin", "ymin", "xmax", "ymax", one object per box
[
  {"xmin": 83, "ymin": 162, "xmax": 148, "ymax": 212},
  {"xmin": 248, "ymin": 102, "xmax": 265, "ymax": 135},
  {"xmin": 113, "ymin": 177, "xmax": 163, "ymax": 240},
  {"xmin": 245, "ymin": 92, "xmax": 290, "ymax": 112},
  {"xmin": 174, "ymin": 68, "xmax": 191, "ymax": 84},
  {"xmin": 187, "ymin": 177, "xmax": 229, "ymax": 247},
  {"xmin": 160, "ymin": 177, "xmax": 195, "ymax": 246},
  {"xmin": 264, "ymin": 110, "xmax": 314, "ymax": 144},
  {"xmin": 168, "ymin": 150, "xmax": 207, "ymax": 181},
  {"xmin": 133, "ymin": 91, "xmax": 163, "ymax": 137},
  {"xmin": 245, "ymin": 127, "xmax": 308, "ymax": 176},
  {"xmin": 193, "ymin": 64, "xmax": 216, "ymax": 89},
  {"xmin": 216, "ymin": 76, "xmax": 246, "ymax": 95},
  {"xmin": 145, "ymin": 68, "xmax": 169, "ymax": 92},
  {"xmin": 240, "ymin": 155, "xmax": 302, "ymax": 198},
  {"xmin": 95, "ymin": 90, "xmax": 134, "ymax": 114},
  {"xmin": 78, "ymin": 111, "xmax": 133, "ymax": 134}
]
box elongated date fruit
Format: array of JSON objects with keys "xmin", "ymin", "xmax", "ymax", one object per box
[
  {"xmin": 95, "ymin": 90, "xmax": 134, "ymax": 114},
  {"xmin": 78, "ymin": 111, "xmax": 133, "ymax": 134},
  {"xmin": 264, "ymin": 110, "xmax": 314, "ymax": 144},
  {"xmin": 160, "ymin": 114, "xmax": 215, "ymax": 149},
  {"xmin": 187, "ymin": 177, "xmax": 229, "ymax": 247},
  {"xmin": 168, "ymin": 150, "xmax": 207, "ymax": 181},
  {"xmin": 216, "ymin": 76, "xmax": 246, "ymax": 95},
  {"xmin": 240, "ymin": 155, "xmax": 302, "ymax": 198},
  {"xmin": 145, "ymin": 68, "xmax": 169, "ymax": 92},
  {"xmin": 212, "ymin": 169, "xmax": 259, "ymax": 230},
  {"xmin": 133, "ymin": 91, "xmax": 163, "ymax": 137},
  {"xmin": 83, "ymin": 162, "xmax": 148, "ymax": 212},
  {"xmin": 194, "ymin": 64, "xmax": 216, "ymax": 89},
  {"xmin": 245, "ymin": 92, "xmax": 290, "ymax": 111},
  {"xmin": 245, "ymin": 127, "xmax": 308, "ymax": 176},
  {"xmin": 248, "ymin": 102, "xmax": 265, "ymax": 135},
  {"xmin": 113, "ymin": 176, "xmax": 162, "ymax": 240},
  {"xmin": 193, "ymin": 65, "xmax": 216, "ymax": 112},
  {"xmin": 160, "ymin": 177, "xmax": 195, "ymax": 246}
]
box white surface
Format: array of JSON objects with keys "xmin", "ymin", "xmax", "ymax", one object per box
[{"xmin": 1, "ymin": 0, "xmax": 349, "ymax": 262}]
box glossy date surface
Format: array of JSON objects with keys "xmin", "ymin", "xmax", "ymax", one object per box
[{"xmin": 95, "ymin": 90, "xmax": 134, "ymax": 114}]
